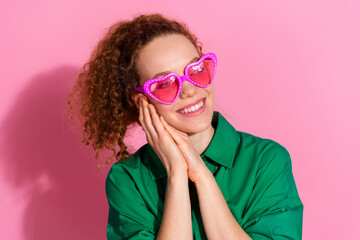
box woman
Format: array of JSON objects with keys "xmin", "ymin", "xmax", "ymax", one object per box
[{"xmin": 67, "ymin": 14, "xmax": 303, "ymax": 239}]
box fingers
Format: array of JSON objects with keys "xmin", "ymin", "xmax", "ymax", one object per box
[
  {"xmin": 139, "ymin": 97, "xmax": 156, "ymax": 143},
  {"xmin": 160, "ymin": 116, "xmax": 206, "ymax": 180},
  {"xmin": 138, "ymin": 97, "xmax": 166, "ymax": 145},
  {"xmin": 148, "ymin": 104, "xmax": 165, "ymax": 135},
  {"xmin": 160, "ymin": 116, "xmax": 186, "ymax": 145}
]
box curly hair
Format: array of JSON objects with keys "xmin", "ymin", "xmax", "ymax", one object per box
[{"xmin": 66, "ymin": 14, "xmax": 203, "ymax": 169}]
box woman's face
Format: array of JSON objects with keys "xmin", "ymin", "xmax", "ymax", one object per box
[{"xmin": 135, "ymin": 34, "xmax": 215, "ymax": 135}]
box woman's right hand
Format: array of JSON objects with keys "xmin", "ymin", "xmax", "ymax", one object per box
[{"xmin": 138, "ymin": 96, "xmax": 188, "ymax": 176}]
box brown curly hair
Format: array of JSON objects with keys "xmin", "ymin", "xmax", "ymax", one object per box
[{"xmin": 66, "ymin": 13, "xmax": 203, "ymax": 169}]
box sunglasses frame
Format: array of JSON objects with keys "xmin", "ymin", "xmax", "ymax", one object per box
[{"xmin": 134, "ymin": 52, "xmax": 217, "ymax": 105}]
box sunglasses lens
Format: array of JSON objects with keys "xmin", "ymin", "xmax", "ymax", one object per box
[
  {"xmin": 188, "ymin": 58, "xmax": 215, "ymax": 86},
  {"xmin": 150, "ymin": 76, "xmax": 179, "ymax": 103}
]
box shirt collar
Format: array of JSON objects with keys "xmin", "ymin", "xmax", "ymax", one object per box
[
  {"xmin": 142, "ymin": 111, "xmax": 240, "ymax": 180},
  {"xmin": 201, "ymin": 111, "xmax": 240, "ymax": 168}
]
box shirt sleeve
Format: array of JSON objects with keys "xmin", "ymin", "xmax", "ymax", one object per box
[
  {"xmin": 105, "ymin": 164, "xmax": 158, "ymax": 240},
  {"xmin": 243, "ymin": 143, "xmax": 304, "ymax": 240}
]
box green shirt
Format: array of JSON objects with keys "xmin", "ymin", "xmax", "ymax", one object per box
[{"xmin": 106, "ymin": 111, "xmax": 303, "ymax": 239}]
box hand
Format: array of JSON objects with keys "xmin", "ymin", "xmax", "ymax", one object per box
[
  {"xmin": 160, "ymin": 116, "xmax": 208, "ymax": 183},
  {"xmin": 138, "ymin": 96, "xmax": 188, "ymax": 176}
]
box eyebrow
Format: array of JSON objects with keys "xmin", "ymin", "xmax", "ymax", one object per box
[{"xmin": 152, "ymin": 56, "xmax": 200, "ymax": 79}]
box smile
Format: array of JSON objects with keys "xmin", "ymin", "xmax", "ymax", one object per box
[{"xmin": 177, "ymin": 98, "xmax": 205, "ymax": 114}]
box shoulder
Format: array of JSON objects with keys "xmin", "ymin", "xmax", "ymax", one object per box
[
  {"xmin": 237, "ymin": 131, "xmax": 291, "ymax": 170},
  {"xmin": 105, "ymin": 144, "xmax": 150, "ymax": 192}
]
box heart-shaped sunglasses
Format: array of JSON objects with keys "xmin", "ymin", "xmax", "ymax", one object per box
[{"xmin": 134, "ymin": 52, "xmax": 217, "ymax": 104}]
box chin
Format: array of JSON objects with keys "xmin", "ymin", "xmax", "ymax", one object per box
[{"xmin": 176, "ymin": 113, "xmax": 213, "ymax": 134}]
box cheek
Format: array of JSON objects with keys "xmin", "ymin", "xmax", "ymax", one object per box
[
  {"xmin": 208, "ymin": 85, "xmax": 215, "ymax": 95},
  {"xmin": 151, "ymin": 102, "xmax": 171, "ymax": 117},
  {"xmin": 208, "ymin": 88, "xmax": 215, "ymax": 102}
]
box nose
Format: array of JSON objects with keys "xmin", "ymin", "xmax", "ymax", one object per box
[{"xmin": 179, "ymin": 80, "xmax": 197, "ymax": 99}]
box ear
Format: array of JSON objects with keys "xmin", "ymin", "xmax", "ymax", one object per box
[
  {"xmin": 131, "ymin": 91, "xmax": 141, "ymax": 110},
  {"xmin": 131, "ymin": 91, "xmax": 147, "ymax": 110}
]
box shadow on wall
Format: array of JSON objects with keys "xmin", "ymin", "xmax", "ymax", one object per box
[{"xmin": 0, "ymin": 66, "xmax": 110, "ymax": 240}]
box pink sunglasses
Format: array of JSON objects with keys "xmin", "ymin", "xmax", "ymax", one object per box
[{"xmin": 134, "ymin": 52, "xmax": 217, "ymax": 104}]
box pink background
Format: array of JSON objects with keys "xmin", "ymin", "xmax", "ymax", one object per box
[{"xmin": 1, "ymin": 0, "xmax": 359, "ymax": 239}]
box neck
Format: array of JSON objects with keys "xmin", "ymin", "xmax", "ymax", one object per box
[{"xmin": 188, "ymin": 125, "xmax": 215, "ymax": 155}]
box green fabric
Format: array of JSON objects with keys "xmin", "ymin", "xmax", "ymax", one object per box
[{"xmin": 105, "ymin": 111, "xmax": 303, "ymax": 240}]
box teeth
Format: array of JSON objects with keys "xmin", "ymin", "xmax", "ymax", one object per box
[{"xmin": 179, "ymin": 99, "xmax": 204, "ymax": 114}]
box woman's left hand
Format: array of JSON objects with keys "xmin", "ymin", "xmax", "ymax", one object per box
[{"xmin": 160, "ymin": 116, "xmax": 208, "ymax": 183}]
